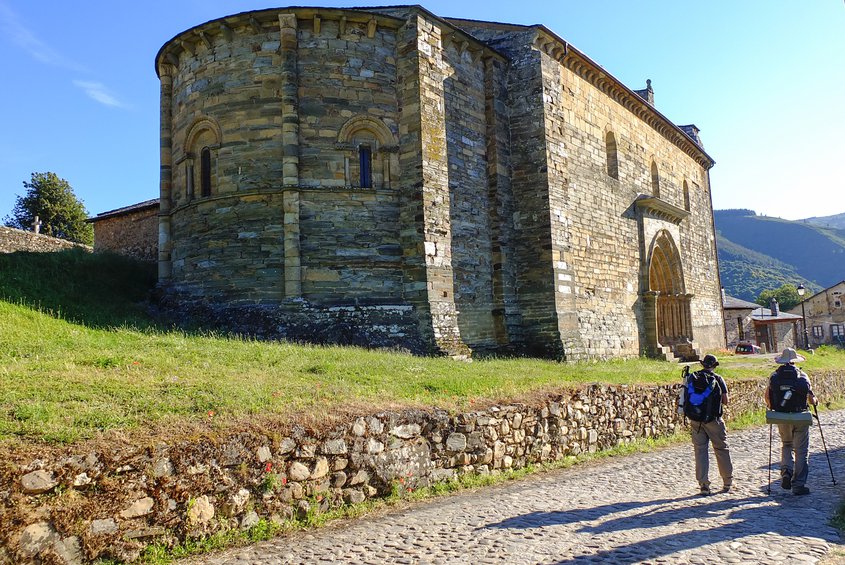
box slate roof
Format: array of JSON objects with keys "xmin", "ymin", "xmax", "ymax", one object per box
[
  {"xmin": 723, "ymin": 295, "xmax": 761, "ymax": 309},
  {"xmin": 88, "ymin": 199, "xmax": 159, "ymax": 222},
  {"xmin": 750, "ymin": 307, "xmax": 802, "ymax": 323}
]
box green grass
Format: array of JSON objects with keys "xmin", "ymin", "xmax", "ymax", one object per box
[
  {"xmin": 0, "ymin": 300, "xmax": 681, "ymax": 443},
  {"xmin": 2, "ymin": 250, "xmax": 844, "ymax": 444},
  {"xmin": 0, "ymin": 248, "xmax": 156, "ymax": 328}
]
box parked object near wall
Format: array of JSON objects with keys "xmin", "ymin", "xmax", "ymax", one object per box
[
  {"xmin": 4, "ymin": 373, "xmax": 844, "ymax": 564},
  {"xmin": 153, "ymin": 5, "xmax": 724, "ymax": 361}
]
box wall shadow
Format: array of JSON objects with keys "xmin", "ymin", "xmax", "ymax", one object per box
[
  {"xmin": 481, "ymin": 446, "xmax": 844, "ymax": 564},
  {"xmin": 0, "ymin": 248, "xmax": 159, "ymax": 330}
]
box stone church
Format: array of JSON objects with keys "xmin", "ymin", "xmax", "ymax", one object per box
[{"xmin": 155, "ymin": 5, "xmax": 725, "ymax": 360}]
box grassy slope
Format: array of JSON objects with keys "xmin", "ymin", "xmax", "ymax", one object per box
[
  {"xmin": 0, "ymin": 300, "xmax": 685, "ymax": 443},
  {"xmin": 1, "ymin": 250, "xmax": 843, "ymax": 444}
]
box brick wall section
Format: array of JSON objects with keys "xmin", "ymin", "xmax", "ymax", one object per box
[
  {"xmin": 4, "ymin": 370, "xmax": 843, "ymax": 563},
  {"xmin": 90, "ymin": 208, "xmax": 158, "ymax": 262},
  {"xmin": 0, "ymin": 226, "xmax": 90, "ymax": 254}
]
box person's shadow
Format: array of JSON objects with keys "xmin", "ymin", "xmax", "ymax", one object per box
[{"xmin": 482, "ymin": 447, "xmax": 843, "ymax": 564}]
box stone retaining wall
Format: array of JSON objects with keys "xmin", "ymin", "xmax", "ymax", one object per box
[
  {"xmin": 3, "ymin": 372, "xmax": 843, "ymax": 564},
  {"xmin": 0, "ymin": 227, "xmax": 90, "ymax": 254}
]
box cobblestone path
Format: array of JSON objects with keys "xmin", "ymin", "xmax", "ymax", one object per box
[{"xmin": 190, "ymin": 409, "xmax": 845, "ymax": 564}]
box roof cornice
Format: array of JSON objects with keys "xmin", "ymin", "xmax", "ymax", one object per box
[
  {"xmin": 531, "ymin": 26, "xmax": 715, "ymax": 170},
  {"xmin": 156, "ymin": 7, "xmax": 407, "ymax": 77}
]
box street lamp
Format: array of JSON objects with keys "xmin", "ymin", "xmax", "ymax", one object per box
[{"xmin": 797, "ymin": 284, "xmax": 809, "ymax": 350}]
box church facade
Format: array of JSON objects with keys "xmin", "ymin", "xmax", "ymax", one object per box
[{"xmin": 155, "ymin": 6, "xmax": 725, "ymax": 360}]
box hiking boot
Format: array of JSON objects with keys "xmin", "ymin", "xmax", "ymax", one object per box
[
  {"xmin": 699, "ymin": 486, "xmax": 712, "ymax": 496},
  {"xmin": 792, "ymin": 486, "xmax": 810, "ymax": 496},
  {"xmin": 781, "ymin": 472, "xmax": 792, "ymax": 490}
]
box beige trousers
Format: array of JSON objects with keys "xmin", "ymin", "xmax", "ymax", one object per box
[{"xmin": 690, "ymin": 418, "xmax": 734, "ymax": 488}]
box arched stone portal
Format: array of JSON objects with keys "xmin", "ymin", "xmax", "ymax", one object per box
[{"xmin": 645, "ymin": 230, "xmax": 695, "ymax": 359}]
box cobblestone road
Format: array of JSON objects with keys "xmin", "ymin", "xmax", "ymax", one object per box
[{"xmin": 189, "ymin": 409, "xmax": 845, "ymax": 564}]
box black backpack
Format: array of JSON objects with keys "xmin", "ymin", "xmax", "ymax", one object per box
[
  {"xmin": 683, "ymin": 368, "xmax": 722, "ymax": 423},
  {"xmin": 769, "ymin": 364, "xmax": 809, "ymax": 413}
]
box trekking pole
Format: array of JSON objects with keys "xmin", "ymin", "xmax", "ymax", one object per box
[
  {"xmin": 767, "ymin": 424, "xmax": 773, "ymax": 495},
  {"xmin": 812, "ymin": 404, "xmax": 837, "ymax": 486}
]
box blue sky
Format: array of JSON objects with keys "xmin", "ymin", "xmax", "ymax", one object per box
[{"xmin": 1, "ymin": 1, "xmax": 842, "ymax": 222}]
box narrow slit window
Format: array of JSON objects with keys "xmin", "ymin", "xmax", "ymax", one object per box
[
  {"xmin": 359, "ymin": 145, "xmax": 372, "ymax": 188},
  {"xmin": 200, "ymin": 147, "xmax": 212, "ymax": 197},
  {"xmin": 186, "ymin": 163, "xmax": 194, "ymax": 201},
  {"xmin": 605, "ymin": 132, "xmax": 618, "ymax": 179},
  {"xmin": 651, "ymin": 161, "xmax": 660, "ymax": 198}
]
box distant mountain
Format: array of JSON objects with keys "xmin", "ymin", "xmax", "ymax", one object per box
[
  {"xmin": 799, "ymin": 212, "xmax": 845, "ymax": 230},
  {"xmin": 714, "ymin": 209, "xmax": 845, "ymax": 302},
  {"xmin": 716, "ymin": 233, "xmax": 819, "ymax": 302}
]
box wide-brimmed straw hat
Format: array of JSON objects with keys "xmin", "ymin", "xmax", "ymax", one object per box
[{"xmin": 775, "ymin": 347, "xmax": 805, "ymax": 364}]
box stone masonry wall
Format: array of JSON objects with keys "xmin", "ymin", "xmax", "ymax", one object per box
[
  {"xmin": 443, "ymin": 33, "xmax": 497, "ymax": 353},
  {"xmin": 545, "ymin": 48, "xmax": 723, "ymax": 358},
  {"xmin": 0, "ymin": 227, "xmax": 90, "ymax": 254},
  {"xmin": 300, "ymin": 189, "xmax": 403, "ymax": 304},
  {"xmin": 91, "ymin": 209, "xmax": 158, "ymax": 262},
  {"xmin": 156, "ymin": 7, "xmax": 722, "ymax": 360},
  {"xmin": 499, "ymin": 31, "xmax": 565, "ymax": 359},
  {"xmin": 159, "ymin": 298, "xmax": 428, "ymax": 353},
  {"xmin": 725, "ymin": 309, "xmax": 754, "ymax": 348},
  {"xmin": 457, "ymin": 21, "xmax": 722, "ymax": 360},
  {"xmin": 5, "ymin": 371, "xmax": 843, "ymax": 564},
  {"xmin": 169, "ymin": 194, "xmax": 286, "ymax": 302}
]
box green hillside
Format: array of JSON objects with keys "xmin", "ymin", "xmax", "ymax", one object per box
[
  {"xmin": 714, "ymin": 209, "xmax": 845, "ymax": 301},
  {"xmin": 716, "ymin": 234, "xmax": 819, "ymax": 302}
]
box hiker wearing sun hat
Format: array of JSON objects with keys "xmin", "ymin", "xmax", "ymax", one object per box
[{"xmin": 765, "ymin": 347, "xmax": 818, "ymax": 495}]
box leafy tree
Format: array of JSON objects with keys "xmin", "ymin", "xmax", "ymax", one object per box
[
  {"xmin": 756, "ymin": 284, "xmax": 802, "ymax": 311},
  {"xmin": 4, "ymin": 172, "xmax": 93, "ymax": 245}
]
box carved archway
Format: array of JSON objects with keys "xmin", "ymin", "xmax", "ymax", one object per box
[{"xmin": 647, "ymin": 230, "xmax": 693, "ymax": 349}]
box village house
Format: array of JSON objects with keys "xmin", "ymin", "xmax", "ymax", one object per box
[
  {"xmin": 723, "ymin": 295, "xmax": 801, "ymax": 353},
  {"xmin": 789, "ymin": 281, "xmax": 845, "ymax": 348}
]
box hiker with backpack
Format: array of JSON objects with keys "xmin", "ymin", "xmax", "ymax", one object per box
[
  {"xmin": 681, "ymin": 354, "xmax": 734, "ymax": 496},
  {"xmin": 765, "ymin": 347, "xmax": 818, "ymax": 496}
]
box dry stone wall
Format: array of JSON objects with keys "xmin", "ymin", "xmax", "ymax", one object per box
[
  {"xmin": 0, "ymin": 227, "xmax": 90, "ymax": 254},
  {"xmin": 4, "ymin": 372, "xmax": 844, "ymax": 564}
]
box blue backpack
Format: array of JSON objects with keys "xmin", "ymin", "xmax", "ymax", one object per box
[{"xmin": 683, "ymin": 369, "xmax": 722, "ymax": 423}]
